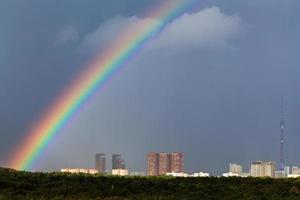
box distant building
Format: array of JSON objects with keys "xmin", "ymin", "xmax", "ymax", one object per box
[
  {"xmin": 61, "ymin": 168, "xmax": 98, "ymax": 174},
  {"xmin": 251, "ymin": 161, "xmax": 264, "ymax": 177},
  {"xmin": 166, "ymin": 172, "xmax": 189, "ymax": 177},
  {"xmin": 112, "ymin": 154, "xmax": 125, "ymax": 169},
  {"xmin": 147, "ymin": 152, "xmax": 184, "ymax": 176},
  {"xmin": 129, "ymin": 171, "xmax": 146, "ymax": 176},
  {"xmin": 291, "ymin": 166, "xmax": 300, "ymax": 174},
  {"xmin": 285, "ymin": 166, "xmax": 300, "ymax": 178},
  {"xmin": 229, "ymin": 163, "xmax": 243, "ymax": 176},
  {"xmin": 250, "ymin": 161, "xmax": 275, "ymax": 177},
  {"xmin": 284, "ymin": 165, "xmax": 291, "ymax": 177},
  {"xmin": 147, "ymin": 152, "xmax": 159, "ymax": 176},
  {"xmin": 166, "ymin": 172, "xmax": 209, "ymax": 177},
  {"xmin": 275, "ymin": 170, "xmax": 285, "ymax": 178},
  {"xmin": 241, "ymin": 172, "xmax": 251, "ymax": 177},
  {"xmin": 287, "ymin": 174, "xmax": 300, "ymax": 178},
  {"xmin": 95, "ymin": 153, "xmax": 106, "ymax": 173},
  {"xmin": 192, "ymin": 172, "xmax": 209, "ymax": 177},
  {"xmin": 112, "ymin": 169, "xmax": 128, "ymax": 176},
  {"xmin": 170, "ymin": 152, "xmax": 184, "ymax": 173},
  {"xmin": 264, "ymin": 161, "xmax": 276, "ymax": 177},
  {"xmin": 223, "ymin": 172, "xmax": 239, "ymax": 177},
  {"xmin": 158, "ymin": 153, "xmax": 171, "ymax": 175}
]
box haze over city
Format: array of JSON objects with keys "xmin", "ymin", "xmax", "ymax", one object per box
[{"xmin": 0, "ymin": 0, "xmax": 300, "ymax": 175}]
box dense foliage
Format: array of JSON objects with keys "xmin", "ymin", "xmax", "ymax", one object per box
[{"xmin": 0, "ymin": 168, "xmax": 300, "ymax": 200}]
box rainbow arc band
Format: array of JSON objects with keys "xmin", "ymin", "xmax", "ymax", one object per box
[{"xmin": 10, "ymin": 0, "xmax": 196, "ymax": 171}]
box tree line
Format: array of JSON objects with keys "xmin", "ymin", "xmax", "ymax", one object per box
[{"xmin": 0, "ymin": 167, "xmax": 300, "ymax": 199}]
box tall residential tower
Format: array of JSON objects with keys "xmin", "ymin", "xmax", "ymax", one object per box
[
  {"xmin": 112, "ymin": 154, "xmax": 125, "ymax": 169},
  {"xmin": 95, "ymin": 153, "xmax": 106, "ymax": 173}
]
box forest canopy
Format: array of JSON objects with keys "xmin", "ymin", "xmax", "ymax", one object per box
[{"xmin": 0, "ymin": 168, "xmax": 300, "ymax": 200}]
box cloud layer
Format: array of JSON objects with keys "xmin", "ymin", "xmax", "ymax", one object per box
[
  {"xmin": 80, "ymin": 7, "xmax": 242, "ymax": 54},
  {"xmin": 55, "ymin": 26, "xmax": 78, "ymax": 45}
]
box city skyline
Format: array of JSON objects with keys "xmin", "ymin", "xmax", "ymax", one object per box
[
  {"xmin": 60, "ymin": 152, "xmax": 300, "ymax": 177},
  {"xmin": 56, "ymin": 103, "xmax": 295, "ymax": 175},
  {"xmin": 0, "ymin": 0, "xmax": 300, "ymax": 174}
]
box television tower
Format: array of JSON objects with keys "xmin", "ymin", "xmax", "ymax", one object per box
[{"xmin": 279, "ymin": 97, "xmax": 285, "ymax": 171}]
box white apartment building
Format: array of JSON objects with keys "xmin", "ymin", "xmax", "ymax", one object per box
[
  {"xmin": 223, "ymin": 172, "xmax": 239, "ymax": 177},
  {"xmin": 288, "ymin": 174, "xmax": 300, "ymax": 178},
  {"xmin": 264, "ymin": 161, "xmax": 276, "ymax": 177},
  {"xmin": 192, "ymin": 172, "xmax": 209, "ymax": 177},
  {"xmin": 275, "ymin": 170, "xmax": 285, "ymax": 178},
  {"xmin": 291, "ymin": 166, "xmax": 300, "ymax": 174},
  {"xmin": 229, "ymin": 163, "xmax": 243, "ymax": 176},
  {"xmin": 251, "ymin": 161, "xmax": 264, "ymax": 177},
  {"xmin": 250, "ymin": 161, "xmax": 275, "ymax": 177},
  {"xmin": 60, "ymin": 168, "xmax": 98, "ymax": 174},
  {"xmin": 166, "ymin": 172, "xmax": 189, "ymax": 177},
  {"xmin": 284, "ymin": 166, "xmax": 300, "ymax": 178},
  {"xmin": 112, "ymin": 169, "xmax": 129, "ymax": 176},
  {"xmin": 129, "ymin": 171, "xmax": 146, "ymax": 176},
  {"xmin": 165, "ymin": 172, "xmax": 209, "ymax": 177}
]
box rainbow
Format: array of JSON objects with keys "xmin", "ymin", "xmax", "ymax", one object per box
[{"xmin": 10, "ymin": 0, "xmax": 196, "ymax": 171}]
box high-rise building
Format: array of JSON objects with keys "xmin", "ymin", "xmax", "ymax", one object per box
[
  {"xmin": 158, "ymin": 153, "xmax": 171, "ymax": 175},
  {"xmin": 147, "ymin": 152, "xmax": 159, "ymax": 176},
  {"xmin": 251, "ymin": 161, "xmax": 264, "ymax": 177},
  {"xmin": 250, "ymin": 161, "xmax": 276, "ymax": 177},
  {"xmin": 264, "ymin": 161, "xmax": 276, "ymax": 177},
  {"xmin": 229, "ymin": 163, "xmax": 243, "ymax": 176},
  {"xmin": 170, "ymin": 152, "xmax": 184, "ymax": 173},
  {"xmin": 284, "ymin": 165, "xmax": 291, "ymax": 176},
  {"xmin": 112, "ymin": 154, "xmax": 125, "ymax": 169},
  {"xmin": 95, "ymin": 153, "xmax": 106, "ymax": 173},
  {"xmin": 147, "ymin": 152, "xmax": 184, "ymax": 176}
]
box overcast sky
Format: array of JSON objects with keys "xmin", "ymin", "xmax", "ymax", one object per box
[{"xmin": 0, "ymin": 0, "xmax": 300, "ymax": 175}]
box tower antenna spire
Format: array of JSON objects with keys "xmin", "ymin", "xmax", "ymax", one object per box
[{"xmin": 280, "ymin": 97, "xmax": 285, "ymax": 171}]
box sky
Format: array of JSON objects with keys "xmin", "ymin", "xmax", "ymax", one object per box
[{"xmin": 0, "ymin": 0, "xmax": 300, "ymax": 175}]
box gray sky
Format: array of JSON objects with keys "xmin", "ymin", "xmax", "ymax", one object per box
[{"xmin": 0, "ymin": 0, "xmax": 300, "ymax": 175}]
